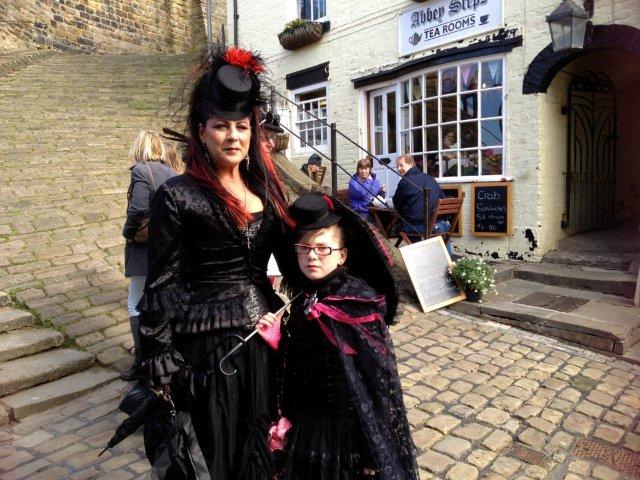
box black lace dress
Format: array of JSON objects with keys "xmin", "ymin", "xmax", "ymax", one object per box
[
  {"xmin": 278, "ymin": 270, "xmax": 418, "ymax": 480},
  {"xmin": 137, "ymin": 174, "xmax": 286, "ymax": 480}
]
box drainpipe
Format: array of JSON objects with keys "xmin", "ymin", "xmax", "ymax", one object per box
[
  {"xmin": 233, "ymin": 0, "xmax": 238, "ymax": 46},
  {"xmin": 206, "ymin": 0, "xmax": 213, "ymax": 46}
]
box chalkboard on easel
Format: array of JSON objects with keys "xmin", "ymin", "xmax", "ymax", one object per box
[
  {"xmin": 400, "ymin": 237, "xmax": 466, "ymax": 312},
  {"xmin": 472, "ymin": 182, "xmax": 512, "ymax": 236},
  {"xmin": 441, "ymin": 185, "xmax": 462, "ymax": 237}
]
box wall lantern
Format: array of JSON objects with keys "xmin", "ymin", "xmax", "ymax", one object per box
[{"xmin": 546, "ymin": 0, "xmax": 590, "ymax": 51}]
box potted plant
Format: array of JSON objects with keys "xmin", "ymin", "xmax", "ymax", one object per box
[
  {"xmin": 450, "ymin": 257, "xmax": 496, "ymax": 302},
  {"xmin": 278, "ymin": 19, "xmax": 324, "ymax": 50}
]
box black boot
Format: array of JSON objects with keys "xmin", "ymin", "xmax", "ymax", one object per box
[{"xmin": 120, "ymin": 347, "xmax": 142, "ymax": 381}]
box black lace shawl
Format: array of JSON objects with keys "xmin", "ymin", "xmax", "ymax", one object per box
[{"xmin": 284, "ymin": 271, "xmax": 418, "ymax": 480}]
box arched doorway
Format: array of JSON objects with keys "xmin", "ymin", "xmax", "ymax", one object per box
[{"xmin": 566, "ymin": 71, "xmax": 616, "ymax": 235}]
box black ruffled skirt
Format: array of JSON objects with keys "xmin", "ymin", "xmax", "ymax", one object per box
[{"xmin": 173, "ymin": 328, "xmax": 274, "ymax": 480}]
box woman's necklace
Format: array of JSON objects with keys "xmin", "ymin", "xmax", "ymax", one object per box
[{"xmin": 212, "ymin": 170, "xmax": 251, "ymax": 249}]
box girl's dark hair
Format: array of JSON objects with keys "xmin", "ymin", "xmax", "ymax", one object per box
[{"xmin": 183, "ymin": 45, "xmax": 294, "ymax": 229}]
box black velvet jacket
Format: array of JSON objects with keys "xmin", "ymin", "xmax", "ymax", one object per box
[{"xmin": 137, "ymin": 174, "xmax": 287, "ymax": 386}]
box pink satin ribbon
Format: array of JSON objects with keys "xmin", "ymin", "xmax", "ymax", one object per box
[{"xmin": 305, "ymin": 295, "xmax": 386, "ymax": 355}]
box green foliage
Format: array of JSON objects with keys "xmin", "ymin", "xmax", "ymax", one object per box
[
  {"xmin": 450, "ymin": 257, "xmax": 496, "ymax": 294},
  {"xmin": 282, "ymin": 18, "xmax": 308, "ymax": 33}
]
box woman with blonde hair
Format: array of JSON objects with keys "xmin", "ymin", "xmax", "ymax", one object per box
[
  {"xmin": 121, "ymin": 130, "xmax": 177, "ymax": 381},
  {"xmin": 163, "ymin": 140, "xmax": 185, "ymax": 174}
]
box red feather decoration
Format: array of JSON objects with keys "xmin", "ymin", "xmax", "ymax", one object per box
[
  {"xmin": 223, "ymin": 46, "xmax": 265, "ymax": 74},
  {"xmin": 322, "ymin": 195, "xmax": 335, "ymax": 212}
]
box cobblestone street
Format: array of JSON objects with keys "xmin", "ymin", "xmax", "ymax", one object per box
[{"xmin": 1, "ymin": 305, "xmax": 639, "ymax": 480}]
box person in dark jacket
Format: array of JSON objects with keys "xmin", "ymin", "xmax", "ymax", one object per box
[
  {"xmin": 121, "ymin": 130, "xmax": 177, "ymax": 381},
  {"xmin": 392, "ymin": 155, "xmax": 451, "ymax": 250},
  {"xmin": 136, "ymin": 45, "xmax": 294, "ymax": 480},
  {"xmin": 348, "ymin": 157, "xmax": 385, "ymax": 220},
  {"xmin": 300, "ymin": 153, "xmax": 322, "ymax": 179}
]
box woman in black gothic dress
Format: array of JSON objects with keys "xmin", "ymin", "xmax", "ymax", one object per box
[{"xmin": 136, "ymin": 45, "xmax": 294, "ymax": 479}]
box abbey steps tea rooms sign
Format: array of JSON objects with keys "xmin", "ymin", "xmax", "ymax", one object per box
[{"xmin": 399, "ymin": 0, "xmax": 503, "ymax": 56}]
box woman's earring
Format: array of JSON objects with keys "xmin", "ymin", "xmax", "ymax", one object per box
[
  {"xmin": 245, "ymin": 154, "xmax": 251, "ymax": 169},
  {"xmin": 202, "ymin": 143, "xmax": 212, "ymax": 165}
]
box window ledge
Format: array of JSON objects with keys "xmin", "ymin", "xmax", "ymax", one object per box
[{"xmin": 437, "ymin": 176, "xmax": 513, "ymax": 184}]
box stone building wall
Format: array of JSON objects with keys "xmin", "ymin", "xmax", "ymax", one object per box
[{"xmin": 0, "ymin": 0, "xmax": 223, "ymax": 53}]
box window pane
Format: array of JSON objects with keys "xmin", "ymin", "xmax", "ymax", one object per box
[
  {"xmin": 441, "ymin": 96, "xmax": 457, "ymax": 123},
  {"xmin": 412, "ymin": 77, "xmax": 423, "ymax": 101},
  {"xmin": 460, "ymin": 63, "xmax": 478, "ymax": 91},
  {"xmin": 441, "ymin": 67, "xmax": 457, "ymax": 94},
  {"xmin": 481, "ymin": 59, "xmax": 503, "ymax": 88},
  {"xmin": 481, "ymin": 120, "xmax": 503, "ymax": 146},
  {"xmin": 442, "ymin": 151, "xmax": 459, "ymax": 177},
  {"xmin": 441, "ymin": 125, "xmax": 457, "ymax": 150},
  {"xmin": 426, "ymin": 99, "xmax": 438, "ymax": 125},
  {"xmin": 412, "ymin": 128, "xmax": 423, "ymax": 153},
  {"xmin": 426, "ymin": 153, "xmax": 439, "ymax": 177},
  {"xmin": 460, "ymin": 151, "xmax": 479, "ymax": 176},
  {"xmin": 401, "ymin": 131, "xmax": 410, "ymax": 154},
  {"xmin": 412, "ymin": 154, "xmax": 424, "ymax": 171},
  {"xmin": 316, "ymin": 0, "xmax": 325, "ymax": 19},
  {"xmin": 425, "ymin": 126, "xmax": 438, "ymax": 151},
  {"xmin": 481, "ymin": 90, "xmax": 502, "ymax": 118},
  {"xmin": 374, "ymin": 131, "xmax": 383, "ymax": 154},
  {"xmin": 460, "ymin": 121, "xmax": 478, "ymax": 148},
  {"xmin": 374, "ymin": 96, "xmax": 382, "ymax": 126},
  {"xmin": 411, "ymin": 102, "xmax": 423, "ymax": 127},
  {"xmin": 482, "ymin": 148, "xmax": 503, "ymax": 175},
  {"xmin": 426, "ymin": 72, "xmax": 438, "ymax": 97},
  {"xmin": 401, "ymin": 106, "xmax": 409, "ymax": 130},
  {"xmin": 460, "ymin": 93, "xmax": 477, "ymax": 120},
  {"xmin": 401, "ymin": 81, "xmax": 410, "ymax": 104},
  {"xmin": 387, "ymin": 93, "xmax": 396, "ymax": 153},
  {"xmin": 299, "ymin": 0, "xmax": 311, "ymax": 19}
]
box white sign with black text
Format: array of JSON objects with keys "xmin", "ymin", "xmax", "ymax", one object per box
[{"xmin": 399, "ymin": 0, "xmax": 503, "ymax": 56}]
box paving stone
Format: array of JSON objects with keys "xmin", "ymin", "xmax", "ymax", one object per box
[
  {"xmin": 0, "ymin": 451, "xmax": 33, "ymax": 471},
  {"xmin": 518, "ymin": 428, "xmax": 547, "ymax": 450},
  {"xmin": 453, "ymin": 423, "xmax": 491, "ymax": 442},
  {"xmin": 446, "ymin": 462, "xmax": 478, "ymax": 480},
  {"xmin": 491, "ymin": 395, "xmax": 523, "ymax": 413},
  {"xmin": 412, "ymin": 428, "xmax": 443, "ymax": 450},
  {"xmin": 46, "ymin": 442, "xmax": 89, "ymax": 463},
  {"xmin": 433, "ymin": 437, "xmax": 472, "ymax": 459},
  {"xmin": 426, "ymin": 415, "xmax": 460, "ymax": 434},
  {"xmin": 482, "ymin": 430, "xmax": 512, "ymax": 453},
  {"xmin": 563, "ymin": 412, "xmax": 595, "ymax": 435},
  {"xmin": 477, "ymin": 407, "xmax": 511, "ymax": 426},
  {"xmin": 490, "ymin": 456, "xmax": 522, "ymax": 476},
  {"xmin": 466, "ymin": 448, "xmax": 496, "ymax": 469},
  {"xmin": 1, "ymin": 457, "xmax": 52, "ymax": 480},
  {"xmin": 417, "ymin": 450, "xmax": 455, "ymax": 474},
  {"xmin": 11, "ymin": 430, "xmax": 53, "ymax": 449},
  {"xmin": 602, "ymin": 411, "xmax": 634, "ymax": 429},
  {"xmin": 545, "ymin": 431, "xmax": 574, "ymax": 453},
  {"xmin": 515, "ymin": 405, "xmax": 542, "ymax": 420},
  {"xmin": 593, "ymin": 424, "xmax": 625, "ymax": 444},
  {"xmin": 591, "ymin": 465, "xmax": 620, "ymax": 479}
]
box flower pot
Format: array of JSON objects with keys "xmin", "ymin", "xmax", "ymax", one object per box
[
  {"xmin": 278, "ymin": 22, "xmax": 324, "ymax": 50},
  {"xmin": 465, "ymin": 288, "xmax": 483, "ymax": 302},
  {"xmin": 273, "ymin": 133, "xmax": 289, "ymax": 152}
]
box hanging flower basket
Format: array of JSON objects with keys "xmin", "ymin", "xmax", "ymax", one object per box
[
  {"xmin": 273, "ymin": 133, "xmax": 290, "ymax": 152},
  {"xmin": 278, "ymin": 21, "xmax": 324, "ymax": 50}
]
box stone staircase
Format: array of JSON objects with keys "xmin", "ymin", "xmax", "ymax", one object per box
[
  {"xmin": 0, "ymin": 49, "xmax": 55, "ymax": 77},
  {"xmin": 0, "ymin": 291, "xmax": 118, "ymax": 424},
  {"xmin": 0, "ymin": 52, "xmax": 191, "ymax": 375},
  {"xmin": 450, "ymin": 231, "xmax": 640, "ymax": 362}
]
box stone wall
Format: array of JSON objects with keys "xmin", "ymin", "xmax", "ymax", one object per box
[{"xmin": 0, "ymin": 0, "xmax": 222, "ymax": 53}]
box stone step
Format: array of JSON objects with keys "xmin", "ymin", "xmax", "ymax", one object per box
[
  {"xmin": 515, "ymin": 263, "xmax": 636, "ymax": 298},
  {"xmin": 0, "ymin": 348, "xmax": 95, "ymax": 396},
  {"xmin": 1, "ymin": 367, "xmax": 118, "ymax": 419},
  {"xmin": 0, "ymin": 329, "xmax": 65, "ymax": 362},
  {"xmin": 0, "ymin": 50, "xmax": 55, "ymax": 77},
  {"xmin": 0, "ymin": 308, "xmax": 35, "ymax": 333},
  {"xmin": 543, "ymin": 250, "xmax": 635, "ymax": 272},
  {"xmin": 449, "ymin": 279, "xmax": 640, "ymax": 355}
]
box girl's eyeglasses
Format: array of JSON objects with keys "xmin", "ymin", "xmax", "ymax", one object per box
[{"xmin": 294, "ymin": 244, "xmax": 344, "ymax": 256}]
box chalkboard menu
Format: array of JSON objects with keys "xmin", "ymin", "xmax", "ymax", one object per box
[
  {"xmin": 400, "ymin": 237, "xmax": 466, "ymax": 312},
  {"xmin": 441, "ymin": 185, "xmax": 462, "ymax": 237},
  {"xmin": 472, "ymin": 182, "xmax": 512, "ymax": 236}
]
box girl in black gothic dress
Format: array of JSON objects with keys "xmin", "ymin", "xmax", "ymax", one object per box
[{"xmin": 260, "ymin": 194, "xmax": 418, "ymax": 480}]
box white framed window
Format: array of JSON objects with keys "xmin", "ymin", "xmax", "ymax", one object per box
[
  {"xmin": 291, "ymin": 82, "xmax": 330, "ymax": 154},
  {"xmin": 398, "ymin": 56, "xmax": 506, "ymax": 180},
  {"xmin": 298, "ymin": 0, "xmax": 327, "ymax": 21}
]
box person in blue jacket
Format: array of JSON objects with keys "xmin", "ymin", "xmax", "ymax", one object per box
[
  {"xmin": 392, "ymin": 155, "xmax": 451, "ymax": 250},
  {"xmin": 348, "ymin": 157, "xmax": 385, "ymax": 220}
]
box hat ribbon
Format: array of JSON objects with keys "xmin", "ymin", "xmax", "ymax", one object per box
[{"xmin": 305, "ymin": 294, "xmax": 386, "ymax": 355}]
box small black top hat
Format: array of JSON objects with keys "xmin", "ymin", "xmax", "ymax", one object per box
[
  {"xmin": 307, "ymin": 153, "xmax": 323, "ymax": 166},
  {"xmin": 210, "ymin": 65, "xmax": 254, "ymax": 120},
  {"xmin": 262, "ymin": 111, "xmax": 284, "ymax": 133},
  {"xmin": 290, "ymin": 194, "xmax": 341, "ymax": 230}
]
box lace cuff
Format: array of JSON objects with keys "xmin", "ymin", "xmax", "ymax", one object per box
[{"xmin": 139, "ymin": 349, "xmax": 185, "ymax": 387}]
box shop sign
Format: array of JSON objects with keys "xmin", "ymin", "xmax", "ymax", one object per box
[{"xmin": 399, "ymin": 0, "xmax": 503, "ymax": 55}]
